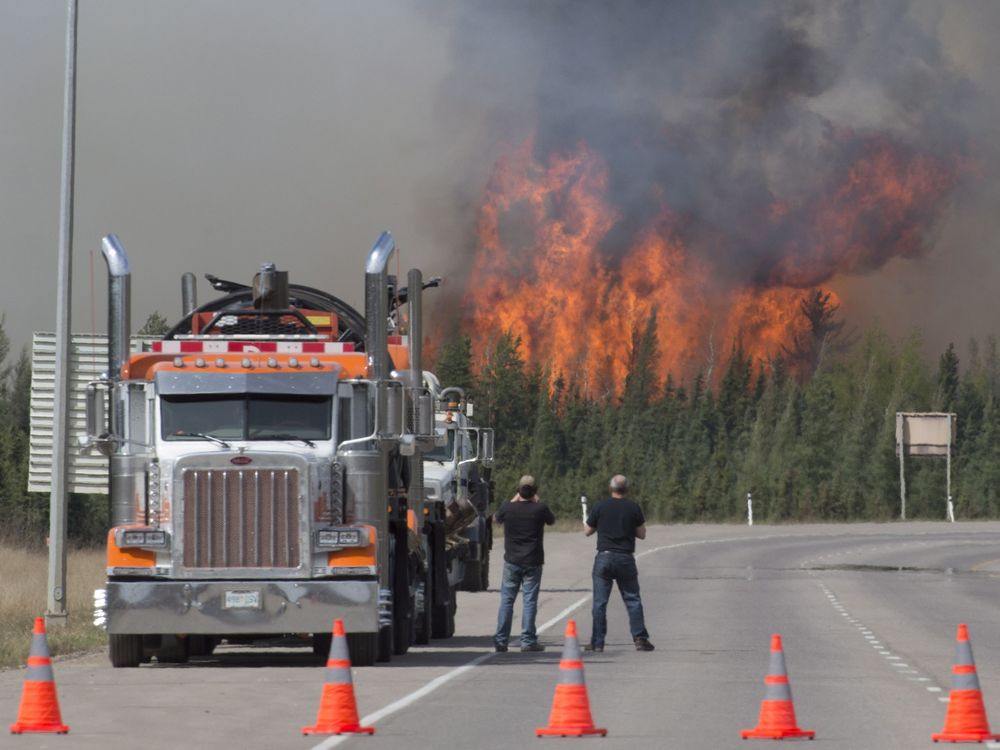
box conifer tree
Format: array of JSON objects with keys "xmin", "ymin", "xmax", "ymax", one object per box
[
  {"xmin": 935, "ymin": 343, "xmax": 960, "ymax": 412},
  {"xmin": 435, "ymin": 334, "xmax": 476, "ymax": 396}
]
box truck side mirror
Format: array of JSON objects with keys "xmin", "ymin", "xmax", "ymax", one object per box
[
  {"xmin": 83, "ymin": 381, "xmax": 114, "ymax": 457},
  {"xmin": 480, "ymin": 429, "xmax": 495, "ymax": 467}
]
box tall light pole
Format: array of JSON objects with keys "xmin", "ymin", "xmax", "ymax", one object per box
[{"xmin": 47, "ymin": 0, "xmax": 78, "ymax": 626}]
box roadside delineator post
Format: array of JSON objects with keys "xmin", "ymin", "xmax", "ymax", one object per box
[
  {"xmin": 741, "ymin": 633, "xmax": 814, "ymax": 740},
  {"xmin": 932, "ymin": 623, "xmax": 1000, "ymax": 743},
  {"xmin": 536, "ymin": 619, "xmax": 607, "ymax": 737},
  {"xmin": 302, "ymin": 619, "xmax": 374, "ymax": 736},
  {"xmin": 9, "ymin": 617, "xmax": 69, "ymax": 734}
]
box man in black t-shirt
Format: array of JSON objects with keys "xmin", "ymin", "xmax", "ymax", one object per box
[
  {"xmin": 583, "ymin": 474, "xmax": 654, "ymax": 652},
  {"xmin": 492, "ymin": 475, "xmax": 556, "ymax": 653}
]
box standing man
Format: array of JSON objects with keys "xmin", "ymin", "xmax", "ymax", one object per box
[
  {"xmin": 493, "ymin": 475, "xmax": 556, "ymax": 653},
  {"xmin": 584, "ymin": 474, "xmax": 654, "ymax": 652}
]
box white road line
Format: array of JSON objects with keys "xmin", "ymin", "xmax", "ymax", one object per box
[
  {"xmin": 815, "ymin": 581, "xmax": 949, "ymax": 706},
  {"xmin": 310, "ymin": 535, "xmax": 769, "ymax": 749},
  {"xmin": 308, "ymin": 593, "xmax": 593, "ymax": 750}
]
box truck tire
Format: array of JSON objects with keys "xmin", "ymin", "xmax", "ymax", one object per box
[
  {"xmin": 459, "ymin": 559, "xmax": 483, "ymax": 592},
  {"xmin": 414, "ymin": 575, "xmax": 432, "ymax": 645},
  {"xmin": 109, "ymin": 634, "xmax": 143, "ymax": 668},
  {"xmin": 377, "ymin": 625, "xmax": 392, "ymax": 662},
  {"xmin": 431, "ymin": 586, "xmax": 456, "ymax": 639},
  {"xmin": 479, "ymin": 551, "xmax": 490, "ymax": 590},
  {"xmin": 348, "ymin": 633, "xmax": 378, "ymax": 667}
]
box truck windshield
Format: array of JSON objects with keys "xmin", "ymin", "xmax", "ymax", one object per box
[
  {"xmin": 424, "ymin": 427, "xmax": 456, "ymax": 462},
  {"xmin": 161, "ymin": 394, "xmax": 332, "ymax": 442}
]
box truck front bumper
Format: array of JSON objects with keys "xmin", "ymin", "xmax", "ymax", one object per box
[{"xmin": 105, "ymin": 579, "xmax": 379, "ymax": 635}]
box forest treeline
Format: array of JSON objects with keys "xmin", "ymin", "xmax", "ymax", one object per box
[
  {"xmin": 2, "ymin": 296, "xmax": 999, "ymax": 546},
  {"xmin": 435, "ymin": 296, "xmax": 1000, "ymax": 524}
]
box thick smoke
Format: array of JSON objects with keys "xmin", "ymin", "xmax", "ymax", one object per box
[{"xmin": 431, "ymin": 1, "xmax": 990, "ymax": 352}]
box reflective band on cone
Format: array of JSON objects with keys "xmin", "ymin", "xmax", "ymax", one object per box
[
  {"xmin": 302, "ymin": 619, "xmax": 374, "ymax": 736},
  {"xmin": 536, "ymin": 620, "xmax": 607, "ymax": 737},
  {"xmin": 741, "ymin": 633, "xmax": 814, "ymax": 740},
  {"xmin": 9, "ymin": 617, "xmax": 69, "ymax": 734},
  {"xmin": 933, "ymin": 623, "xmax": 1000, "ymax": 743}
]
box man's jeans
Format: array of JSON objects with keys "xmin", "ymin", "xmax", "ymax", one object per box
[
  {"xmin": 591, "ymin": 550, "xmax": 649, "ymax": 647},
  {"xmin": 494, "ymin": 561, "xmax": 543, "ymax": 647}
]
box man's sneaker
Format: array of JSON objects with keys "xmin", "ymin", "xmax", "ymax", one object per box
[
  {"xmin": 520, "ymin": 643, "xmax": 545, "ymax": 652},
  {"xmin": 634, "ymin": 637, "xmax": 655, "ymax": 652},
  {"xmin": 494, "ymin": 642, "xmax": 508, "ymax": 653},
  {"xmin": 584, "ymin": 643, "xmax": 604, "ymax": 653}
]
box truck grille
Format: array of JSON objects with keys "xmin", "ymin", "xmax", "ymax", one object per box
[{"xmin": 181, "ymin": 468, "xmax": 300, "ymax": 569}]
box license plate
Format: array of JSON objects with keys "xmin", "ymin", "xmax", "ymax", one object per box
[{"xmin": 224, "ymin": 590, "xmax": 261, "ymax": 609}]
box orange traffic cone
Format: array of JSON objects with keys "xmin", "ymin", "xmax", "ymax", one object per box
[
  {"xmin": 9, "ymin": 617, "xmax": 69, "ymax": 734},
  {"xmin": 741, "ymin": 633, "xmax": 814, "ymax": 740},
  {"xmin": 302, "ymin": 619, "xmax": 374, "ymax": 736},
  {"xmin": 932, "ymin": 623, "xmax": 1000, "ymax": 743},
  {"xmin": 536, "ymin": 620, "xmax": 607, "ymax": 737}
]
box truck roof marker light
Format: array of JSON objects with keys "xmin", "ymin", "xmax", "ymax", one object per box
[
  {"xmin": 173, "ymin": 357, "xmax": 184, "ymax": 368},
  {"xmin": 215, "ymin": 358, "xmax": 226, "ymax": 368},
  {"xmin": 241, "ymin": 357, "xmax": 253, "ymax": 368},
  {"xmin": 288, "ymin": 357, "xmax": 300, "ymax": 368},
  {"xmin": 310, "ymin": 357, "xmax": 321, "ymax": 368},
  {"xmin": 267, "ymin": 357, "xmax": 279, "ymax": 368},
  {"xmin": 151, "ymin": 340, "xmax": 356, "ymax": 354},
  {"xmin": 195, "ymin": 358, "xmax": 206, "ymax": 368}
]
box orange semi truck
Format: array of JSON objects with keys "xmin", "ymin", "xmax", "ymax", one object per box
[{"xmin": 86, "ymin": 232, "xmax": 492, "ymax": 666}]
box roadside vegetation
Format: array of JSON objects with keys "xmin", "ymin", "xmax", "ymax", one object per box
[{"xmin": 0, "ymin": 545, "xmax": 106, "ymax": 670}]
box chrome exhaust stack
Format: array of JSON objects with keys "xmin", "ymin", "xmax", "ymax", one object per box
[
  {"xmin": 100, "ymin": 234, "xmax": 141, "ymax": 526},
  {"xmin": 181, "ymin": 272, "xmax": 197, "ymax": 316},
  {"xmin": 361, "ymin": 231, "xmax": 396, "ymax": 594},
  {"xmin": 101, "ymin": 234, "xmax": 131, "ymax": 381}
]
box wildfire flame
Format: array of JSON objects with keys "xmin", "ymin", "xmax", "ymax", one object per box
[{"xmin": 463, "ymin": 133, "xmax": 961, "ymax": 395}]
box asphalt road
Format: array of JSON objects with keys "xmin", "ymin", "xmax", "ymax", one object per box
[{"xmin": 4, "ymin": 522, "xmax": 1000, "ymax": 749}]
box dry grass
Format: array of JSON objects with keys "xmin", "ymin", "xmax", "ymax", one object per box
[{"xmin": 0, "ymin": 545, "xmax": 107, "ymax": 670}]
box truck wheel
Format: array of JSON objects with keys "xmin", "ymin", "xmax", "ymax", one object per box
[
  {"xmin": 393, "ymin": 587, "xmax": 416, "ymax": 656},
  {"xmin": 347, "ymin": 633, "xmax": 378, "ymax": 666},
  {"xmin": 431, "ymin": 586, "xmax": 456, "ymax": 639},
  {"xmin": 414, "ymin": 576, "xmax": 432, "ymax": 645},
  {"xmin": 377, "ymin": 625, "xmax": 392, "ymax": 662},
  {"xmin": 479, "ymin": 552, "xmax": 490, "ymax": 590},
  {"xmin": 459, "ymin": 559, "xmax": 486, "ymax": 592},
  {"xmin": 109, "ymin": 634, "xmax": 143, "ymax": 668}
]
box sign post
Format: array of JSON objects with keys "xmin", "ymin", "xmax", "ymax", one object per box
[{"xmin": 896, "ymin": 412, "xmax": 957, "ymax": 522}]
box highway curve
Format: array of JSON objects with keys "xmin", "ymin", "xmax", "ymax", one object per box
[{"xmin": 4, "ymin": 521, "xmax": 1000, "ymax": 750}]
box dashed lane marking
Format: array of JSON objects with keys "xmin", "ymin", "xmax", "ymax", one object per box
[{"xmin": 810, "ymin": 578, "xmax": 950, "ymax": 714}]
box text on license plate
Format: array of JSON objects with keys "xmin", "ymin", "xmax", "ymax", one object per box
[{"xmin": 224, "ymin": 590, "xmax": 261, "ymax": 609}]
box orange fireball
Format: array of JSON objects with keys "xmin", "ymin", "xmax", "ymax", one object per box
[{"xmin": 462, "ymin": 132, "xmax": 960, "ymax": 395}]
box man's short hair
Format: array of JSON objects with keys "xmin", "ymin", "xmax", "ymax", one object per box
[
  {"xmin": 609, "ymin": 474, "xmax": 628, "ymax": 493},
  {"xmin": 518, "ymin": 475, "xmax": 537, "ymax": 499}
]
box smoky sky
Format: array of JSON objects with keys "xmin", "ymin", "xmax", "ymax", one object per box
[
  {"xmin": 2, "ymin": 1, "xmax": 999, "ymax": 363},
  {"xmin": 438, "ymin": 1, "xmax": 975, "ymax": 280}
]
